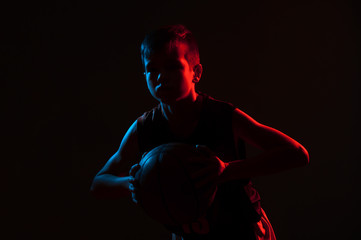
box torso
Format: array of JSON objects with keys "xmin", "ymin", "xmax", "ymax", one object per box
[{"xmin": 136, "ymin": 92, "xmax": 261, "ymax": 240}]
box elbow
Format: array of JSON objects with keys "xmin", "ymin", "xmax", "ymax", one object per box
[
  {"xmin": 89, "ymin": 179, "xmax": 98, "ymax": 197},
  {"xmin": 296, "ymin": 145, "xmax": 309, "ymax": 167},
  {"xmin": 89, "ymin": 176, "xmax": 104, "ymax": 199},
  {"xmin": 89, "ymin": 174, "xmax": 130, "ymax": 199},
  {"xmin": 89, "ymin": 181, "xmax": 108, "ymax": 199}
]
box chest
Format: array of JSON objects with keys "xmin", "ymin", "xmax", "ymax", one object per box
[{"xmin": 137, "ymin": 104, "xmax": 243, "ymax": 162}]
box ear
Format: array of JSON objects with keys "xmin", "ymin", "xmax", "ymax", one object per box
[{"xmin": 192, "ymin": 64, "xmax": 203, "ymax": 83}]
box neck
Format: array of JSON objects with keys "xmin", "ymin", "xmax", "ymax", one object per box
[{"xmin": 160, "ymin": 91, "xmax": 200, "ymax": 122}]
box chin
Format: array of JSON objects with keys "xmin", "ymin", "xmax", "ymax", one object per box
[
  {"xmin": 159, "ymin": 97, "xmax": 176, "ymax": 105},
  {"xmin": 156, "ymin": 92, "xmax": 177, "ymax": 104}
]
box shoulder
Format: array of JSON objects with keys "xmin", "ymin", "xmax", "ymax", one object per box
[
  {"xmin": 137, "ymin": 104, "xmax": 162, "ymax": 126},
  {"xmin": 199, "ymin": 93, "xmax": 254, "ymax": 126},
  {"xmin": 232, "ymin": 108, "xmax": 261, "ymax": 128},
  {"xmin": 199, "ymin": 92, "xmax": 236, "ymax": 115}
]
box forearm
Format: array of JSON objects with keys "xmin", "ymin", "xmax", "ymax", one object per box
[
  {"xmin": 90, "ymin": 173, "xmax": 131, "ymax": 199},
  {"xmin": 222, "ymin": 145, "xmax": 309, "ymax": 181}
]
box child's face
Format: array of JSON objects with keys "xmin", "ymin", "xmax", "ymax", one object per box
[{"xmin": 143, "ymin": 42, "xmax": 198, "ymax": 104}]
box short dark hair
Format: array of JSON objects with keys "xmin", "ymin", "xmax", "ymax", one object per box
[{"xmin": 140, "ymin": 24, "xmax": 200, "ymax": 69}]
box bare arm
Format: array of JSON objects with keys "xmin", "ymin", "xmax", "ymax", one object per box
[
  {"xmin": 221, "ymin": 108, "xmax": 309, "ymax": 182},
  {"xmin": 90, "ymin": 120, "xmax": 141, "ymax": 199}
]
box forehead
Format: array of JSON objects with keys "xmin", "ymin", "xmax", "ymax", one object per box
[{"xmin": 144, "ymin": 42, "xmax": 189, "ymax": 65}]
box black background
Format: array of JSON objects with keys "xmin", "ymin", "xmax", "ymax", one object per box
[{"xmin": 3, "ymin": 0, "xmax": 360, "ymax": 239}]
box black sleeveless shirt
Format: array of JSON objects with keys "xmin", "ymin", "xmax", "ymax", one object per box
[{"xmin": 136, "ymin": 93, "xmax": 261, "ymax": 240}]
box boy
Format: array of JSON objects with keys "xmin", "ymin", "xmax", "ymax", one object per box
[{"xmin": 90, "ymin": 24, "xmax": 309, "ymax": 240}]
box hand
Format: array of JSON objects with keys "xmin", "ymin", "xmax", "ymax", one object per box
[
  {"xmin": 128, "ymin": 163, "xmax": 141, "ymax": 204},
  {"xmin": 190, "ymin": 145, "xmax": 229, "ymax": 189}
]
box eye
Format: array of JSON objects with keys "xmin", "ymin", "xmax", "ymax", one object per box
[{"xmin": 146, "ymin": 68, "xmax": 159, "ymax": 75}]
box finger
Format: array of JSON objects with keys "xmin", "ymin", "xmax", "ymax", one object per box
[
  {"xmin": 129, "ymin": 183, "xmax": 135, "ymax": 192},
  {"xmin": 129, "ymin": 175, "xmax": 138, "ymax": 182},
  {"xmin": 129, "ymin": 164, "xmax": 140, "ymax": 175},
  {"xmin": 128, "ymin": 177, "xmax": 139, "ymax": 188},
  {"xmin": 129, "ymin": 163, "xmax": 141, "ymax": 176},
  {"xmin": 131, "ymin": 192, "xmax": 138, "ymax": 204},
  {"xmin": 128, "ymin": 176, "xmax": 134, "ymax": 183}
]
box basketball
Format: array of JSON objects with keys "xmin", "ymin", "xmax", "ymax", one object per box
[{"xmin": 134, "ymin": 142, "xmax": 219, "ymax": 226}]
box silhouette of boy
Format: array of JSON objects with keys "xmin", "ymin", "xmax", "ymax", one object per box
[{"xmin": 90, "ymin": 24, "xmax": 309, "ymax": 240}]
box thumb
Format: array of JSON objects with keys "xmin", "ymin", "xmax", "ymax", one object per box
[{"xmin": 129, "ymin": 163, "xmax": 141, "ymax": 177}]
